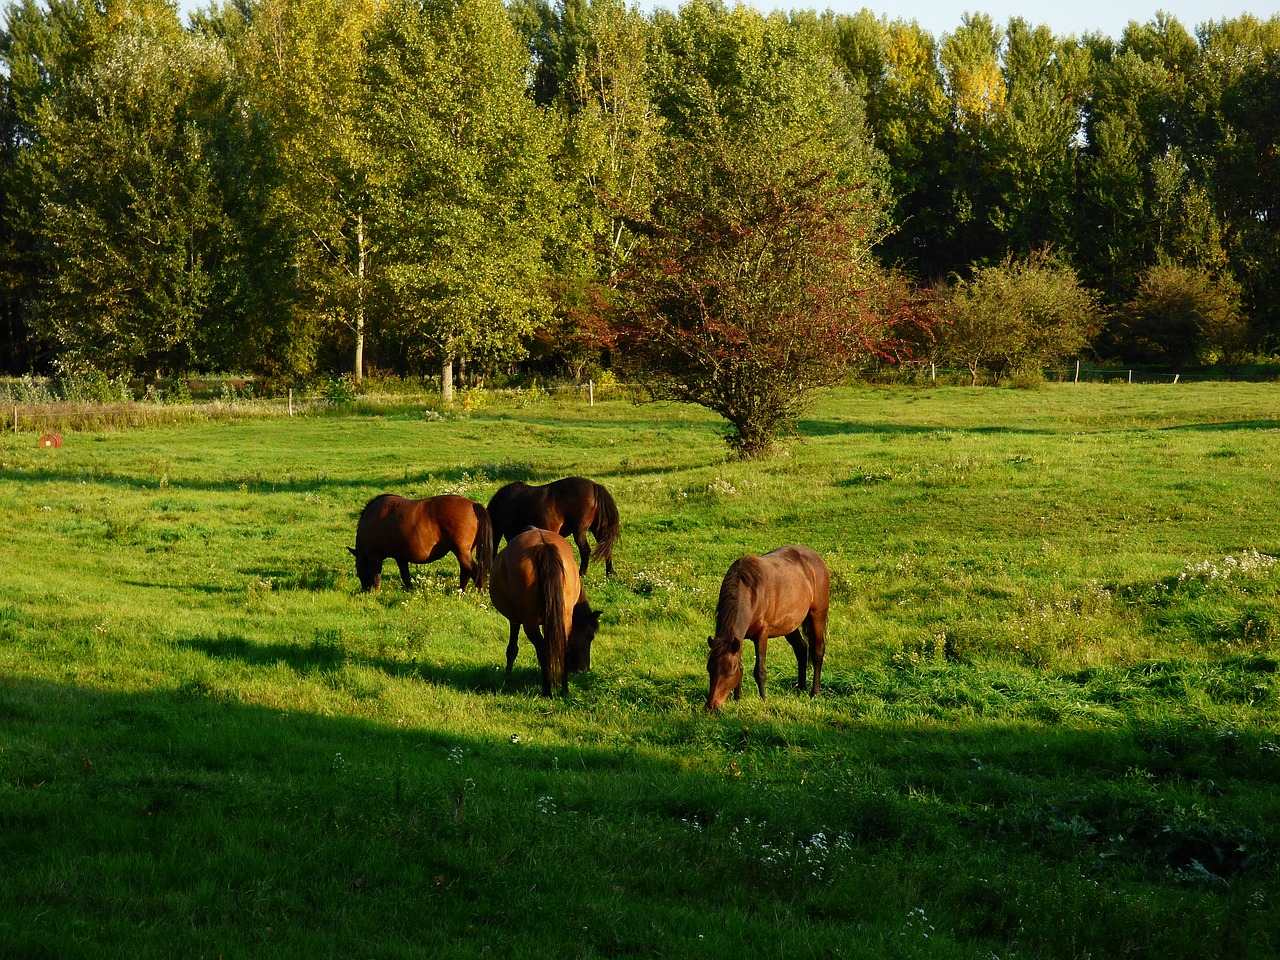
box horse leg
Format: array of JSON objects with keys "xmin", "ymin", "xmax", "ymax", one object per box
[
  {"xmin": 752, "ymin": 633, "xmax": 768, "ymax": 700},
  {"xmin": 786, "ymin": 629, "xmax": 808, "ymax": 692},
  {"xmin": 397, "ymin": 559, "xmax": 413, "ymax": 591},
  {"xmin": 453, "ymin": 546, "xmax": 474, "ymax": 593},
  {"xmin": 572, "ymin": 530, "xmax": 591, "ymax": 577},
  {"xmin": 505, "ymin": 621, "xmax": 519, "ymax": 675},
  {"xmin": 805, "ymin": 612, "xmax": 827, "ymax": 698},
  {"xmin": 526, "ymin": 624, "xmax": 551, "ymax": 696}
]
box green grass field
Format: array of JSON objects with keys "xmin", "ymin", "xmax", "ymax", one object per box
[{"xmin": 2, "ymin": 384, "xmax": 1278, "ymax": 958}]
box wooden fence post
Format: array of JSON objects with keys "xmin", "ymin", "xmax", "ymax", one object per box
[
  {"xmin": 588, "ymin": 379, "xmax": 594, "ymax": 407},
  {"xmin": 288, "ymin": 388, "xmax": 294, "ymax": 416},
  {"xmin": 1128, "ymin": 370, "xmax": 1133, "ymax": 384},
  {"xmin": 1173, "ymin": 374, "xmax": 1180, "ymax": 384},
  {"xmin": 930, "ymin": 362, "xmax": 937, "ymax": 383},
  {"xmin": 1074, "ymin": 359, "xmax": 1080, "ymax": 383}
]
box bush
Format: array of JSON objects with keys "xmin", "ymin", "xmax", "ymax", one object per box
[
  {"xmin": 51, "ymin": 363, "xmax": 134, "ymax": 403},
  {"xmin": 1122, "ymin": 263, "xmax": 1247, "ymax": 365},
  {"xmin": 322, "ymin": 375, "xmax": 360, "ymax": 406},
  {"xmin": 939, "ymin": 251, "xmax": 1101, "ymax": 385},
  {"xmin": 1005, "ymin": 365, "xmax": 1045, "ymax": 390},
  {"xmin": 0, "ymin": 376, "xmax": 57, "ymax": 404}
]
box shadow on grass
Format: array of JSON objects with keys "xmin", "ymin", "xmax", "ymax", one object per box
[
  {"xmin": 0, "ymin": 460, "xmax": 549, "ymax": 496},
  {"xmin": 176, "ymin": 632, "xmax": 529, "ymax": 695},
  {"xmin": 797, "ymin": 420, "xmax": 1060, "ymax": 438},
  {"xmin": 0, "ymin": 675, "xmax": 1273, "ymax": 959},
  {"xmin": 1159, "ymin": 420, "xmax": 1280, "ymax": 432}
]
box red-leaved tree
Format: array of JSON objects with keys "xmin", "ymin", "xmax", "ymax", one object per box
[{"xmin": 612, "ymin": 133, "xmax": 900, "ymax": 456}]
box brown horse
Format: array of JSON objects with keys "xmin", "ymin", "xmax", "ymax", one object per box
[
  {"xmin": 489, "ymin": 527, "xmax": 601, "ymax": 697},
  {"xmin": 487, "ymin": 477, "xmax": 619, "ymax": 576},
  {"xmin": 705, "ymin": 545, "xmax": 829, "ymax": 711},
  {"xmin": 349, "ymin": 494, "xmax": 493, "ymax": 592}
]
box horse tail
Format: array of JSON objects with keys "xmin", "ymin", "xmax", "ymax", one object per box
[
  {"xmin": 590, "ymin": 482, "xmax": 620, "ymax": 565},
  {"xmin": 535, "ymin": 544, "xmax": 568, "ymax": 695},
  {"xmin": 472, "ymin": 501, "xmax": 494, "ymax": 588}
]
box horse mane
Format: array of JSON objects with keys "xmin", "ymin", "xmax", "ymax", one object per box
[
  {"xmin": 486, "ymin": 482, "xmax": 530, "ymax": 537},
  {"xmin": 713, "ymin": 560, "xmax": 758, "ymax": 649}
]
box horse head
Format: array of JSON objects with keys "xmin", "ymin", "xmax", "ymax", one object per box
[
  {"xmin": 705, "ymin": 634, "xmax": 744, "ymax": 711},
  {"xmin": 567, "ymin": 602, "xmax": 601, "ymax": 673}
]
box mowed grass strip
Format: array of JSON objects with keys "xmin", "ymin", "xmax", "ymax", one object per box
[{"xmin": 1, "ymin": 383, "xmax": 1278, "ymax": 959}]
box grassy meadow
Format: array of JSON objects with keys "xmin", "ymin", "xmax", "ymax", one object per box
[{"xmin": 1, "ymin": 383, "xmax": 1278, "ymax": 958}]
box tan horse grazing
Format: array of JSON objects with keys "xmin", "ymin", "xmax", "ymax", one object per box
[
  {"xmin": 489, "ymin": 528, "xmax": 601, "ymax": 697},
  {"xmin": 349, "ymin": 494, "xmax": 493, "ymax": 592},
  {"xmin": 705, "ymin": 545, "xmax": 829, "ymax": 711}
]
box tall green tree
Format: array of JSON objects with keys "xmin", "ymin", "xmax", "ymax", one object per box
[
  {"xmin": 0, "ymin": 0, "xmax": 98, "ymax": 372},
  {"xmin": 534, "ymin": 0, "xmax": 659, "ymax": 378},
  {"xmin": 30, "ymin": 1, "xmax": 251, "ymax": 375},
  {"xmin": 236, "ymin": 0, "xmax": 381, "ymax": 380},
  {"xmin": 364, "ymin": 0, "xmax": 559, "ymax": 400}
]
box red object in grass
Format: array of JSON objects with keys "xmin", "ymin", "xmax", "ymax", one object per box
[{"xmin": 38, "ymin": 433, "xmax": 63, "ymax": 448}]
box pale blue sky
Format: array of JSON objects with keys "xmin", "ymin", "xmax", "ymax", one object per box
[{"xmin": 178, "ymin": 0, "xmax": 1280, "ymax": 41}]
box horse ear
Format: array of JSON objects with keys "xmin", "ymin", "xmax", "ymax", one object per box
[
  {"xmin": 347, "ymin": 546, "xmax": 357, "ymax": 557},
  {"xmin": 707, "ymin": 636, "xmax": 716, "ymax": 648}
]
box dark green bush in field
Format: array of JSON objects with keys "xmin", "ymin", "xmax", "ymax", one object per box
[
  {"xmin": 938, "ymin": 251, "xmax": 1101, "ymax": 384},
  {"xmin": 1123, "ymin": 262, "xmax": 1248, "ymax": 366}
]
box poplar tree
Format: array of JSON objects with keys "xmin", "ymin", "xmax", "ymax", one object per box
[{"xmin": 364, "ymin": 0, "xmax": 559, "ymax": 400}]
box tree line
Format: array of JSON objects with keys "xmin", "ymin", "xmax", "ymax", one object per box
[{"xmin": 2, "ymin": 0, "xmax": 1278, "ymax": 395}]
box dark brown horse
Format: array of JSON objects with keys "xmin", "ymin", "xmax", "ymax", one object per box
[
  {"xmin": 705, "ymin": 545, "xmax": 829, "ymax": 711},
  {"xmin": 349, "ymin": 494, "xmax": 493, "ymax": 592},
  {"xmin": 487, "ymin": 477, "xmax": 619, "ymax": 577},
  {"xmin": 489, "ymin": 528, "xmax": 601, "ymax": 696}
]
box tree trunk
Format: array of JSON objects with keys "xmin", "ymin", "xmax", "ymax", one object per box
[
  {"xmin": 458, "ymin": 356, "xmax": 467, "ymax": 389},
  {"xmin": 441, "ymin": 356, "xmax": 454, "ymax": 405},
  {"xmin": 354, "ymin": 212, "xmax": 366, "ymax": 383}
]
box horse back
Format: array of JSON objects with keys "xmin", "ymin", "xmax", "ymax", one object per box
[
  {"xmin": 727, "ymin": 547, "xmax": 828, "ymax": 636},
  {"xmin": 761, "ymin": 546, "xmax": 829, "ymax": 606},
  {"xmin": 356, "ymin": 494, "xmax": 450, "ymax": 561},
  {"xmin": 489, "ymin": 528, "xmax": 579, "ymax": 625}
]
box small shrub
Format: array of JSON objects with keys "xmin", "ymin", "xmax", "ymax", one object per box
[
  {"xmin": 1122, "ymin": 262, "xmax": 1247, "ymax": 365},
  {"xmin": 460, "ymin": 387, "xmax": 490, "ymax": 411},
  {"xmin": 1005, "ymin": 365, "xmax": 1045, "ymax": 390},
  {"xmin": 938, "ymin": 251, "xmax": 1101, "ymax": 385},
  {"xmin": 322, "ymin": 375, "xmax": 360, "ymax": 406},
  {"xmin": 52, "ymin": 362, "xmax": 134, "ymax": 403}
]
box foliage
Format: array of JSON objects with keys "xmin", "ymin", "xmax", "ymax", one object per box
[
  {"xmin": 939, "ymin": 251, "xmax": 1102, "ymax": 384},
  {"xmin": 363, "ymin": 0, "xmax": 559, "ymax": 377},
  {"xmin": 4, "ymin": 4, "xmax": 1280, "ymax": 377},
  {"xmin": 235, "ymin": 0, "xmax": 382, "ymax": 380},
  {"xmin": 1123, "ymin": 262, "xmax": 1248, "ymax": 365},
  {"xmin": 28, "ymin": 7, "xmax": 239, "ymax": 376}
]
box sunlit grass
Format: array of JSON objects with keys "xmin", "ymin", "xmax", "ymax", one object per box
[{"xmin": 1, "ymin": 383, "xmax": 1277, "ymax": 958}]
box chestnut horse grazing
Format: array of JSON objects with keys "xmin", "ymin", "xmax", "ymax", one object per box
[
  {"xmin": 487, "ymin": 477, "xmax": 619, "ymax": 576},
  {"xmin": 349, "ymin": 494, "xmax": 493, "ymax": 592},
  {"xmin": 705, "ymin": 546, "xmax": 829, "ymax": 711},
  {"xmin": 490, "ymin": 528, "xmax": 601, "ymax": 696}
]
